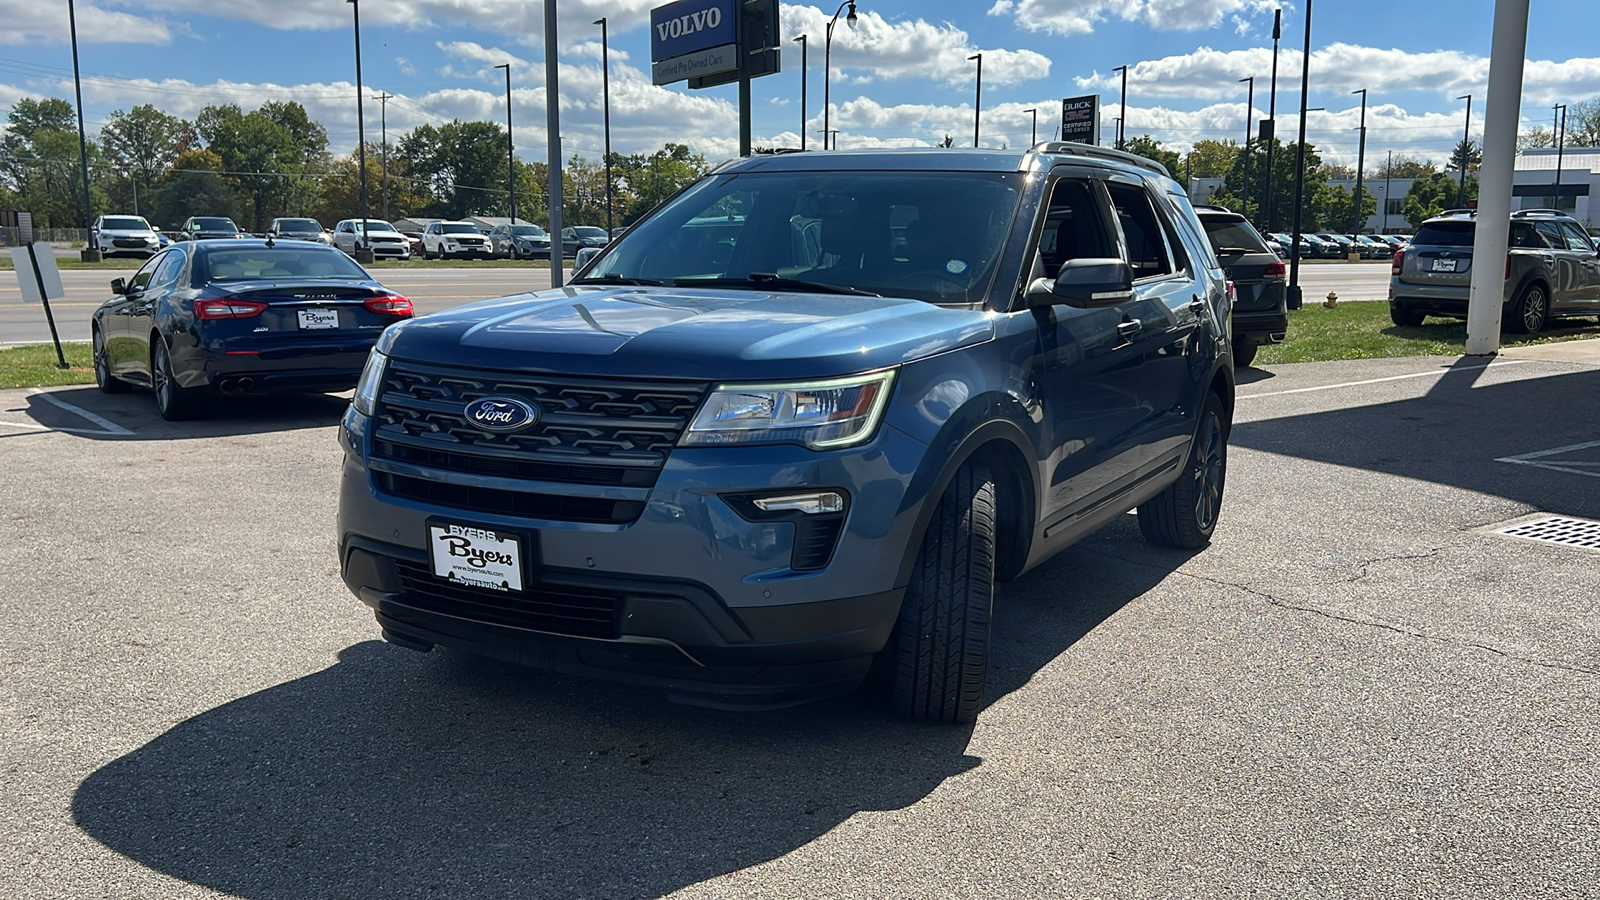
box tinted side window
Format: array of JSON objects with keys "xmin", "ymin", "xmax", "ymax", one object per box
[
  {"xmin": 1533, "ymin": 221, "xmax": 1567, "ymax": 249},
  {"xmin": 1106, "ymin": 183, "xmax": 1173, "ymax": 279},
  {"xmin": 1557, "ymin": 222, "xmax": 1595, "ymax": 253},
  {"xmin": 1036, "ymin": 178, "xmax": 1114, "ymax": 279},
  {"xmin": 1510, "ymin": 224, "xmax": 1544, "ymax": 248},
  {"xmin": 151, "ymin": 250, "xmax": 186, "ymax": 289}
]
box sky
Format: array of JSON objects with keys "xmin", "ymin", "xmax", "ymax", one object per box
[{"xmin": 1, "ymin": 0, "xmax": 1597, "ymax": 170}]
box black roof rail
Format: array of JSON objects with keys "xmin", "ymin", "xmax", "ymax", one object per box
[{"xmin": 1032, "ymin": 141, "xmax": 1171, "ymax": 178}]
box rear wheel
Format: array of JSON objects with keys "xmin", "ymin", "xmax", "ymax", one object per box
[
  {"xmin": 93, "ymin": 327, "xmax": 129, "ymax": 394},
  {"xmin": 1233, "ymin": 341, "xmax": 1258, "ymax": 368},
  {"xmin": 151, "ymin": 338, "xmax": 202, "ymax": 421},
  {"xmin": 1390, "ymin": 305, "xmax": 1425, "ymax": 327},
  {"xmin": 1507, "ymin": 283, "xmax": 1549, "ymax": 334},
  {"xmin": 890, "ymin": 463, "xmax": 996, "ymax": 724},
  {"xmin": 1139, "ymin": 392, "xmax": 1228, "ymax": 550}
]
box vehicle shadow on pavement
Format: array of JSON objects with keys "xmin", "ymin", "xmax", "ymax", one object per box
[
  {"xmin": 1231, "ymin": 357, "xmax": 1600, "ymax": 519},
  {"xmin": 70, "ymin": 522, "xmax": 1185, "ymax": 899},
  {"xmin": 14, "ymin": 386, "xmax": 350, "ymax": 440}
]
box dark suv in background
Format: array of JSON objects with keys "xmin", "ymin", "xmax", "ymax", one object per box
[
  {"xmin": 337, "ymin": 145, "xmax": 1235, "ymax": 723},
  {"xmin": 1390, "ymin": 209, "xmax": 1600, "ymax": 332},
  {"xmin": 1195, "ymin": 206, "xmax": 1287, "ymax": 367}
]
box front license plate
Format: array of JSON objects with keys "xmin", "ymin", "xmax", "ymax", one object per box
[
  {"xmin": 298, "ymin": 308, "xmax": 339, "ymax": 329},
  {"xmin": 1431, "ymin": 258, "xmax": 1459, "ymax": 272},
  {"xmin": 429, "ymin": 523, "xmax": 523, "ymax": 592}
]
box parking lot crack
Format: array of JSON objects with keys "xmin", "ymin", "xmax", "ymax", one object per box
[{"xmin": 1344, "ymin": 548, "xmax": 1443, "ymax": 582}]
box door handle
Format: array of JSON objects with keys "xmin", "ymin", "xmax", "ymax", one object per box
[{"xmin": 1117, "ymin": 319, "xmax": 1143, "ymax": 338}]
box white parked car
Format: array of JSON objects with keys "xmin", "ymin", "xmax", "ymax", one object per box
[
  {"xmin": 91, "ymin": 215, "xmax": 161, "ymax": 258},
  {"xmin": 421, "ymin": 221, "xmax": 494, "ymax": 259},
  {"xmin": 331, "ymin": 219, "xmax": 411, "ymax": 259}
]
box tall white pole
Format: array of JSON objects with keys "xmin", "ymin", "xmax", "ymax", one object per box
[{"xmin": 1464, "ymin": 0, "xmax": 1529, "ymax": 356}]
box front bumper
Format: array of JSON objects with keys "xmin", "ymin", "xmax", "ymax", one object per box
[{"xmin": 336, "ymin": 407, "xmax": 932, "ymax": 707}]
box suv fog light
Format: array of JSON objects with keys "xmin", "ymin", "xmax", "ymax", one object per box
[{"xmin": 753, "ymin": 492, "xmax": 845, "ymax": 515}]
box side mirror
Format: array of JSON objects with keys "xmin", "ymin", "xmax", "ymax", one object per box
[
  {"xmin": 574, "ymin": 247, "xmax": 601, "ymax": 270},
  {"xmin": 1029, "ymin": 258, "xmax": 1134, "ymax": 309},
  {"xmin": 110, "ymin": 277, "xmax": 127, "ymax": 295}
]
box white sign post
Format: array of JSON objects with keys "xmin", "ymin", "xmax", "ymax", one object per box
[{"xmin": 8, "ymin": 242, "xmax": 70, "ymax": 368}]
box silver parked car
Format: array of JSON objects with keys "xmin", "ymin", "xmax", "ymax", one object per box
[
  {"xmin": 332, "ymin": 219, "xmax": 411, "ymax": 259},
  {"xmin": 91, "ymin": 215, "xmax": 162, "ymax": 258},
  {"xmin": 1389, "ymin": 209, "xmax": 1600, "ymax": 332},
  {"xmin": 487, "ymin": 223, "xmax": 552, "ymax": 259}
]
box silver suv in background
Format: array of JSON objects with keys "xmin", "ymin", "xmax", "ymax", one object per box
[{"xmin": 1389, "ymin": 209, "xmax": 1600, "ymax": 332}]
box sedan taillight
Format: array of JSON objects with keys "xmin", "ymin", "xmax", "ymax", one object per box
[
  {"xmin": 1262, "ymin": 260, "xmax": 1286, "ymax": 280},
  {"xmin": 1391, "ymin": 248, "xmax": 1405, "ymax": 275},
  {"xmin": 364, "ymin": 294, "xmax": 413, "ymax": 316},
  {"xmin": 195, "ymin": 298, "xmax": 269, "ymax": 319}
]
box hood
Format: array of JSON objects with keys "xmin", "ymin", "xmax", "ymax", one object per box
[
  {"xmin": 379, "ymin": 286, "xmax": 995, "ymax": 380},
  {"xmin": 100, "ymin": 228, "xmax": 158, "ymax": 238}
]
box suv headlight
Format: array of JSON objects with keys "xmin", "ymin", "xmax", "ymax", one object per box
[
  {"xmin": 681, "ymin": 370, "xmax": 896, "ymax": 450},
  {"xmin": 352, "ymin": 349, "xmax": 387, "ymax": 416}
]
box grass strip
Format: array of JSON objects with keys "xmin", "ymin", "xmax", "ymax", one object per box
[
  {"xmin": 0, "ymin": 342, "xmax": 96, "ymax": 389},
  {"xmin": 1256, "ymin": 302, "xmax": 1600, "ymax": 364}
]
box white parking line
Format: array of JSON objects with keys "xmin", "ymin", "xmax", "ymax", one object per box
[
  {"xmin": 1238, "ymin": 359, "xmax": 1533, "ymax": 399},
  {"xmin": 26, "ymin": 388, "xmax": 134, "ymax": 435},
  {"xmin": 1496, "ymin": 440, "xmax": 1600, "ymax": 480}
]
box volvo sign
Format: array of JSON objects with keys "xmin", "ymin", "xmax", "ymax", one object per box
[{"xmin": 651, "ymin": 0, "xmax": 738, "ymax": 85}]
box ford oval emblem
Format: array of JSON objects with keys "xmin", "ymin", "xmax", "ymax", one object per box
[{"xmin": 464, "ymin": 397, "xmax": 540, "ymax": 434}]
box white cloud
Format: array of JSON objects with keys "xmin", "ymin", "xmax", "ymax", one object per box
[
  {"xmin": 0, "ymin": 0, "xmax": 171, "ymax": 45},
  {"xmin": 437, "ymin": 41, "xmax": 528, "ymax": 71},
  {"xmin": 782, "ymin": 4, "xmax": 1051, "ymax": 87},
  {"xmin": 105, "ymin": 0, "xmax": 657, "ymax": 36},
  {"xmin": 997, "ymin": 0, "xmax": 1275, "ymax": 35}
]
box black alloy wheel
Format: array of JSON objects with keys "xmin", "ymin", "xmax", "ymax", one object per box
[
  {"xmin": 1507, "ymin": 283, "xmax": 1549, "ymax": 334},
  {"xmin": 93, "ymin": 327, "xmax": 130, "ymax": 394},
  {"xmin": 1139, "ymin": 392, "xmax": 1228, "ymax": 549},
  {"xmin": 1233, "ymin": 341, "xmax": 1258, "ymax": 368},
  {"xmin": 151, "ymin": 338, "xmax": 200, "ymax": 421}
]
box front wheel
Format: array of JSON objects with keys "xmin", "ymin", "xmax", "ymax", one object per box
[
  {"xmin": 151, "ymin": 338, "xmax": 202, "ymax": 421},
  {"xmin": 1233, "ymin": 341, "xmax": 1258, "ymax": 368},
  {"xmin": 1507, "ymin": 283, "xmax": 1549, "ymax": 334},
  {"xmin": 1139, "ymin": 392, "xmax": 1228, "ymax": 549},
  {"xmin": 889, "ymin": 463, "xmax": 996, "ymax": 724},
  {"xmin": 1390, "ymin": 305, "xmax": 1425, "ymax": 327},
  {"xmin": 93, "ymin": 327, "xmax": 130, "ymax": 394}
]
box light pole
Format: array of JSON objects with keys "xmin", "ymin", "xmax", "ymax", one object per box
[
  {"xmin": 1113, "ymin": 64, "xmax": 1128, "ymax": 149},
  {"xmin": 823, "ymin": 1, "xmax": 860, "ymax": 151},
  {"xmin": 794, "ymin": 34, "xmax": 808, "ymax": 150},
  {"xmin": 1553, "ymin": 103, "xmax": 1567, "ymax": 208},
  {"xmin": 1261, "ymin": 6, "xmax": 1282, "ymax": 232},
  {"xmin": 67, "ymin": 0, "xmax": 99, "ymax": 261},
  {"xmin": 1383, "ymin": 149, "xmax": 1392, "ymax": 233},
  {"xmin": 1456, "ymin": 93, "xmax": 1472, "ymax": 208},
  {"xmin": 544, "ymin": 0, "xmax": 563, "ymax": 285},
  {"xmin": 493, "ymin": 64, "xmax": 517, "ymax": 224},
  {"xmin": 594, "ymin": 18, "xmax": 613, "ymax": 232},
  {"xmin": 1239, "ymin": 76, "xmax": 1254, "ymax": 218},
  {"xmin": 1025, "ymin": 107, "xmax": 1037, "ymax": 146},
  {"xmin": 377, "ymin": 91, "xmax": 392, "ymax": 222},
  {"xmin": 348, "ymin": 0, "xmax": 373, "ymax": 263},
  {"xmin": 1287, "ymin": 0, "xmax": 1312, "ymax": 311},
  {"xmin": 1351, "ymin": 88, "xmax": 1367, "ymax": 242},
  {"xmin": 969, "ymin": 53, "xmax": 982, "ymax": 148}
]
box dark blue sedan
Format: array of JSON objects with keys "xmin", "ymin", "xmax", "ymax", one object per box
[{"xmin": 92, "ymin": 239, "xmax": 413, "ymax": 420}]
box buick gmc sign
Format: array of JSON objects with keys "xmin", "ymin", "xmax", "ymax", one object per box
[{"xmin": 651, "ymin": 0, "xmax": 736, "ymax": 63}]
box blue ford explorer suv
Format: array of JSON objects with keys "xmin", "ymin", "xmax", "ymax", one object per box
[{"xmin": 338, "ymin": 145, "xmax": 1235, "ymax": 722}]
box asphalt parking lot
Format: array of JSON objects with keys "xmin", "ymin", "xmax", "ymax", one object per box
[{"xmin": 2, "ymin": 348, "xmax": 1598, "ymax": 898}]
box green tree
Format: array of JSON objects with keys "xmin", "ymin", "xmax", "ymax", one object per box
[
  {"xmin": 1183, "ymin": 139, "xmax": 1239, "ymax": 181},
  {"xmin": 1373, "ymin": 155, "xmax": 1436, "ymax": 179},
  {"xmin": 196, "ymin": 102, "xmax": 327, "ymax": 230},
  {"xmin": 100, "ymin": 104, "xmax": 194, "ymax": 182},
  {"xmin": 1207, "ymin": 137, "xmax": 1327, "ymax": 234},
  {"xmin": 1518, "ymin": 127, "xmax": 1554, "ymax": 151},
  {"xmin": 2, "ymin": 98, "xmax": 105, "ymax": 228},
  {"xmin": 1564, "ymin": 98, "xmax": 1600, "ymax": 147},
  {"xmin": 148, "ymin": 149, "xmax": 239, "ymax": 228},
  {"xmin": 611, "ymin": 143, "xmax": 708, "ymax": 224},
  {"xmin": 312, "ymin": 145, "xmax": 430, "ymax": 225},
  {"xmin": 1121, "ymin": 134, "xmax": 1180, "ymax": 176},
  {"xmin": 397, "ymin": 120, "xmax": 515, "ymax": 219},
  {"xmin": 1309, "ymin": 183, "xmax": 1377, "ymax": 234},
  {"xmin": 1402, "ymin": 170, "xmax": 1477, "ymax": 228},
  {"xmin": 1447, "ymin": 138, "xmax": 1482, "ymax": 177}
]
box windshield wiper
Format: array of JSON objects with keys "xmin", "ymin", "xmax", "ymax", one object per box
[
  {"xmin": 686, "ymin": 273, "xmax": 881, "ymax": 297},
  {"xmin": 569, "ymin": 274, "xmax": 668, "ymax": 286}
]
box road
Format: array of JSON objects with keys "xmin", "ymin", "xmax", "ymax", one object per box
[
  {"xmin": 2, "ymin": 350, "xmax": 1598, "ymax": 897},
  {"xmin": 0, "ymin": 262, "xmax": 1390, "ymax": 348}
]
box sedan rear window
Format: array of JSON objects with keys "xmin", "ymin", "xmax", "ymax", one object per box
[
  {"xmin": 196, "ymin": 248, "xmax": 369, "ymax": 283},
  {"xmin": 1411, "ymin": 222, "xmax": 1475, "ymax": 247}
]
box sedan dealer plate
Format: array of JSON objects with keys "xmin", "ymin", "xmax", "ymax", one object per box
[
  {"xmin": 429, "ymin": 523, "xmax": 523, "ymax": 592},
  {"xmin": 298, "ymin": 308, "xmax": 339, "ymax": 329},
  {"xmin": 1431, "ymin": 258, "xmax": 1459, "ymax": 273}
]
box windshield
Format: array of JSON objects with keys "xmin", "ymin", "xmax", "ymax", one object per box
[
  {"xmin": 511, "ymin": 225, "xmax": 546, "ymax": 236},
  {"xmin": 277, "ymin": 219, "xmax": 322, "ymax": 231},
  {"xmin": 583, "ymin": 170, "xmax": 1022, "ymax": 304},
  {"xmin": 194, "ymin": 218, "xmax": 237, "ymax": 231},
  {"xmin": 440, "ymin": 224, "xmax": 480, "ymax": 235},
  {"xmin": 353, "ymin": 221, "xmax": 400, "ymax": 233},
  {"xmin": 574, "ymin": 226, "xmax": 609, "ymax": 239},
  {"xmin": 196, "ymin": 247, "xmax": 370, "ymax": 283},
  {"xmin": 102, "ymin": 217, "xmax": 149, "ymax": 231},
  {"xmin": 1199, "ymin": 217, "xmax": 1270, "ymax": 253}
]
